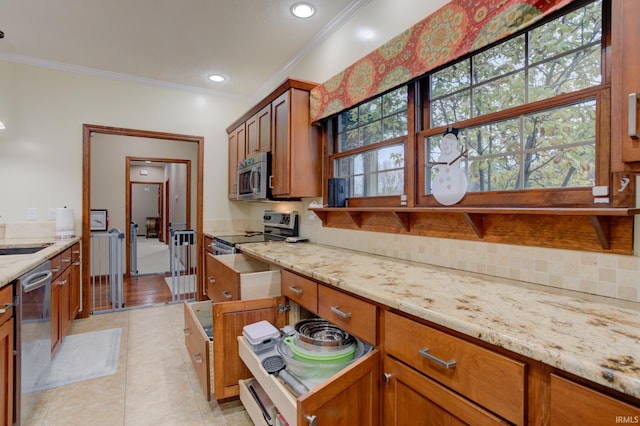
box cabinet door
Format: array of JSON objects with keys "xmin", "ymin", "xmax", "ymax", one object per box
[
  {"xmin": 228, "ymin": 124, "xmax": 246, "ymax": 199},
  {"xmin": 213, "ymin": 296, "xmax": 286, "ymax": 400},
  {"xmin": 70, "ymin": 244, "xmax": 81, "ymax": 320},
  {"xmin": 0, "ymin": 317, "xmax": 13, "ymax": 426},
  {"xmin": 550, "ymin": 374, "xmax": 640, "ymax": 425},
  {"xmin": 184, "ymin": 301, "xmax": 211, "ymax": 401},
  {"xmin": 271, "ymin": 91, "xmax": 291, "ymax": 197},
  {"xmin": 59, "ymin": 268, "xmax": 72, "ymax": 340},
  {"xmin": 297, "ymin": 349, "xmax": 380, "ymax": 426},
  {"xmin": 383, "ymin": 356, "xmax": 508, "ymax": 426},
  {"xmin": 247, "ymin": 104, "xmax": 272, "ymax": 155},
  {"xmin": 614, "ymin": 0, "xmax": 640, "ymax": 163},
  {"xmin": 51, "ymin": 279, "xmax": 60, "ymax": 354}
]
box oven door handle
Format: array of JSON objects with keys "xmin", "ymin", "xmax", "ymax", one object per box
[{"xmin": 22, "ymin": 271, "xmax": 52, "ymax": 293}]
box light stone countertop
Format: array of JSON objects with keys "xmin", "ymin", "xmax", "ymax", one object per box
[
  {"xmin": 0, "ymin": 237, "xmax": 81, "ymax": 286},
  {"xmin": 239, "ymin": 241, "xmax": 640, "ymax": 400}
]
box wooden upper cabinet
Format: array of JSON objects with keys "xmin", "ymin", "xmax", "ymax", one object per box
[
  {"xmin": 613, "ymin": 0, "xmax": 640, "ymax": 165},
  {"xmin": 246, "ymin": 104, "xmax": 271, "ymax": 155},
  {"xmin": 271, "ymin": 87, "xmax": 321, "ymax": 198},
  {"xmin": 228, "ymin": 123, "xmax": 246, "ymax": 199},
  {"xmin": 226, "ymin": 79, "xmax": 322, "ymax": 200}
]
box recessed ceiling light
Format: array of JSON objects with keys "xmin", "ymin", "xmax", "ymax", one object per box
[
  {"xmin": 291, "ymin": 2, "xmax": 315, "ymax": 19},
  {"xmin": 207, "ymin": 74, "xmax": 226, "ymax": 83}
]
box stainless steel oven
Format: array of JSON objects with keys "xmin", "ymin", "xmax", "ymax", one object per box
[
  {"xmin": 212, "ymin": 210, "xmax": 299, "ymax": 255},
  {"xmin": 237, "ymin": 152, "xmax": 271, "ymax": 201}
]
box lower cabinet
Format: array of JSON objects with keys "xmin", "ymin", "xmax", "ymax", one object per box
[
  {"xmin": 550, "ymin": 374, "xmax": 640, "ymax": 425},
  {"xmin": 50, "ymin": 242, "xmax": 81, "ymax": 354},
  {"xmin": 239, "ymin": 336, "xmax": 380, "ymax": 426},
  {"xmin": 183, "ymin": 297, "xmax": 286, "ymax": 401},
  {"xmin": 0, "ymin": 284, "xmax": 14, "ymax": 426},
  {"xmin": 383, "ymin": 356, "xmax": 507, "ymax": 425},
  {"xmin": 384, "ymin": 310, "xmax": 526, "ymax": 425}
]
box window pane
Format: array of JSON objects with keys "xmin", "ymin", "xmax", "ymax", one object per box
[
  {"xmin": 359, "ymin": 98, "xmax": 382, "ymax": 123},
  {"xmin": 338, "ymin": 109, "xmax": 358, "ymax": 133},
  {"xmin": 473, "ymin": 73, "xmax": 525, "ymax": 116},
  {"xmin": 467, "ymin": 155, "xmax": 520, "ymax": 192},
  {"xmin": 383, "ymin": 87, "xmax": 408, "ymax": 115},
  {"xmin": 466, "ymin": 119, "xmax": 521, "ymax": 157},
  {"xmin": 431, "ymin": 59, "xmax": 470, "ymax": 99},
  {"xmin": 529, "ymin": 45, "xmax": 601, "ymax": 101},
  {"xmin": 524, "ymin": 145, "xmax": 595, "ymax": 188},
  {"xmin": 383, "ymin": 113, "xmax": 408, "ymax": 139},
  {"xmin": 335, "ymin": 143, "xmax": 404, "ymax": 198},
  {"xmin": 473, "ymin": 36, "xmax": 524, "ymax": 84},
  {"xmin": 339, "ymin": 129, "xmax": 362, "ymax": 151},
  {"xmin": 430, "ymin": 90, "xmax": 470, "ymax": 127},
  {"xmin": 529, "ymin": 1, "xmax": 602, "ymax": 65},
  {"xmin": 523, "ymin": 100, "xmax": 596, "ymax": 151},
  {"xmin": 362, "ymin": 121, "xmax": 383, "ymax": 146}
]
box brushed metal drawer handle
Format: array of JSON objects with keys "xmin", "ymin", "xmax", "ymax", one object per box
[
  {"xmin": 306, "ymin": 415, "xmax": 318, "ymax": 426},
  {"xmin": 183, "ymin": 328, "xmax": 190, "ymax": 336},
  {"xmin": 208, "ymin": 277, "xmax": 215, "ymax": 284},
  {"xmin": 0, "ymin": 303, "xmax": 13, "ymax": 314},
  {"xmin": 330, "ymin": 306, "xmax": 352, "ymax": 318},
  {"xmin": 193, "ymin": 352, "xmax": 203, "ymax": 364},
  {"xmin": 288, "ymin": 285, "xmax": 303, "ymax": 295},
  {"xmin": 419, "ymin": 347, "xmax": 457, "ymax": 369},
  {"xmin": 222, "ymin": 291, "xmax": 233, "ymax": 300}
]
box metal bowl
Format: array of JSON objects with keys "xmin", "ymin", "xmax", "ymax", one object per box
[{"xmin": 294, "ymin": 318, "xmax": 355, "ymax": 347}]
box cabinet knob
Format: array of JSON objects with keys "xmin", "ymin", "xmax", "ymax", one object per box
[
  {"xmin": 208, "ymin": 277, "xmax": 216, "ymax": 284},
  {"xmin": 383, "ymin": 373, "xmax": 392, "ymax": 383},
  {"xmin": 306, "ymin": 415, "xmax": 318, "ymax": 426},
  {"xmin": 222, "ymin": 291, "xmax": 233, "ymax": 300}
]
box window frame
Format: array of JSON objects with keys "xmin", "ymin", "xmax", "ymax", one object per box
[{"xmin": 416, "ymin": 0, "xmax": 610, "ymax": 207}]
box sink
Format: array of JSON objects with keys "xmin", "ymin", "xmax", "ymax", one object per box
[{"xmin": 0, "ymin": 244, "xmax": 52, "ymax": 255}]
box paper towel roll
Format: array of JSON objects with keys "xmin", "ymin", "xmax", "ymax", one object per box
[{"xmin": 56, "ymin": 207, "xmax": 75, "ymax": 239}]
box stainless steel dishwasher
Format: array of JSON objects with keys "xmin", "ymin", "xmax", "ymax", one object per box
[{"xmin": 16, "ymin": 260, "xmax": 52, "ymax": 425}]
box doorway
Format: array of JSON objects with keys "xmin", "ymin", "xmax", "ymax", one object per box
[{"xmin": 81, "ymin": 124, "xmax": 204, "ymax": 317}]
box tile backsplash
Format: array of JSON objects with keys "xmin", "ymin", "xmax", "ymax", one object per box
[{"xmin": 300, "ymin": 200, "xmax": 640, "ymax": 304}]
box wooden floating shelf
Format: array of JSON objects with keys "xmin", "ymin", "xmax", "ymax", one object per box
[{"xmin": 309, "ymin": 207, "xmax": 640, "ymax": 253}]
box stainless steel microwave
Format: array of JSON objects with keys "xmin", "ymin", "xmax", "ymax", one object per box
[{"xmin": 237, "ymin": 151, "xmax": 271, "ymax": 201}]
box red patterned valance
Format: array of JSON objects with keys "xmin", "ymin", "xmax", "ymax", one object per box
[{"xmin": 310, "ymin": 0, "xmax": 576, "ymax": 122}]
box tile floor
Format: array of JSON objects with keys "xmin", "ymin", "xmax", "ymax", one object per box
[{"xmin": 24, "ymin": 303, "xmax": 252, "ymax": 426}]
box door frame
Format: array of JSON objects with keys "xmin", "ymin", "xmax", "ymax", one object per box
[{"xmin": 82, "ymin": 124, "xmax": 204, "ymax": 318}]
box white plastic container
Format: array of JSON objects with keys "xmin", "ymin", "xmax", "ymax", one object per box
[{"xmin": 242, "ymin": 320, "xmax": 280, "ymax": 354}]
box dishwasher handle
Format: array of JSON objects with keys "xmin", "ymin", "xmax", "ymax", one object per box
[{"xmin": 22, "ymin": 271, "xmax": 52, "ymax": 293}]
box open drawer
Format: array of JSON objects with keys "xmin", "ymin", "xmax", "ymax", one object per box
[
  {"xmin": 238, "ymin": 336, "xmax": 380, "ymax": 426},
  {"xmin": 183, "ymin": 297, "xmax": 286, "ymax": 401}
]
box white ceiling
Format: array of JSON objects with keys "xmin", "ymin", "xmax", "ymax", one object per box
[{"xmin": 0, "ymin": 0, "xmax": 364, "ymax": 100}]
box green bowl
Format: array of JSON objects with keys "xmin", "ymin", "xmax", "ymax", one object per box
[{"xmin": 283, "ymin": 336, "xmax": 356, "ymax": 363}]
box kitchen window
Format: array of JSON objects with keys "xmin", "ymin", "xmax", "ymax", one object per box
[
  {"xmin": 419, "ymin": 0, "xmax": 606, "ymax": 205},
  {"xmin": 331, "ymin": 87, "xmax": 408, "ymax": 201}
]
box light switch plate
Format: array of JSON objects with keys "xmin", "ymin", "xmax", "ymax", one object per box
[
  {"xmin": 27, "ymin": 208, "xmax": 37, "ymax": 221},
  {"xmin": 592, "ymin": 186, "xmax": 609, "ymax": 196}
]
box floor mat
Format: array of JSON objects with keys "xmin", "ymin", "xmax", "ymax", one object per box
[{"xmin": 31, "ymin": 328, "xmax": 121, "ymax": 391}]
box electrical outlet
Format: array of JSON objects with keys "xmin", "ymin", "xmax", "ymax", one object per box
[
  {"xmin": 48, "ymin": 208, "xmax": 57, "ymax": 220},
  {"xmin": 27, "ymin": 208, "xmax": 37, "ymax": 221}
]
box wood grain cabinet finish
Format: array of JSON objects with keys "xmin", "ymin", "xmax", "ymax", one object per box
[
  {"xmin": 384, "ymin": 311, "xmax": 526, "ymax": 425},
  {"xmin": 50, "ymin": 243, "xmax": 81, "ymax": 355},
  {"xmin": 0, "ymin": 284, "xmax": 13, "ymax": 426},
  {"xmin": 183, "ymin": 297, "xmax": 286, "ymax": 401},
  {"xmin": 226, "ymin": 79, "xmax": 322, "ymax": 200},
  {"xmin": 280, "ymin": 269, "xmax": 318, "ymax": 314},
  {"xmin": 239, "ymin": 335, "xmax": 380, "ymax": 426},
  {"xmin": 550, "ymin": 374, "xmax": 640, "ymax": 425},
  {"xmin": 383, "ymin": 356, "xmax": 508, "ymax": 426},
  {"xmin": 318, "ymin": 284, "xmax": 377, "ymax": 345}
]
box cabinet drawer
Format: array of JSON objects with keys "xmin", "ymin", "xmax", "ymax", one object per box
[
  {"xmin": 239, "ymin": 336, "xmax": 380, "ymax": 426},
  {"xmin": 183, "ymin": 301, "xmax": 212, "ymax": 401},
  {"xmin": 384, "ymin": 311, "xmax": 525, "ymax": 425},
  {"xmin": 209, "ymin": 254, "xmax": 240, "ymax": 302},
  {"xmin": 51, "ymin": 247, "xmax": 72, "ymax": 280},
  {"xmin": 318, "ymin": 285, "xmax": 377, "ymax": 345},
  {"xmin": 0, "ymin": 285, "xmax": 12, "ymax": 326},
  {"xmin": 281, "ymin": 270, "xmax": 318, "ymax": 314},
  {"xmin": 550, "ymin": 374, "xmax": 640, "ymax": 425}
]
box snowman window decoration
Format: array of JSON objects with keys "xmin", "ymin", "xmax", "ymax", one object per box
[{"xmin": 430, "ymin": 127, "xmax": 468, "ymax": 206}]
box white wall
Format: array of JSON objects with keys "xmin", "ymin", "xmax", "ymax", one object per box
[{"xmin": 0, "ymin": 60, "xmax": 249, "ymax": 227}]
